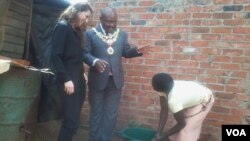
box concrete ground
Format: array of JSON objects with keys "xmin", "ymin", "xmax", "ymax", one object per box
[{"xmin": 32, "ymin": 120, "xmax": 123, "ymax": 141}]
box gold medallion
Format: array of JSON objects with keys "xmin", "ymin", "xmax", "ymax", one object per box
[{"xmin": 107, "ymin": 47, "xmax": 114, "ymax": 55}]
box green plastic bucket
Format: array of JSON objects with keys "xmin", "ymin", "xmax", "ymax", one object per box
[{"xmin": 120, "ymin": 127, "xmax": 156, "ymax": 141}]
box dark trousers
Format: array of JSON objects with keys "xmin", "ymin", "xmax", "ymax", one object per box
[
  {"xmin": 88, "ymin": 77, "xmax": 122, "ymax": 141},
  {"xmin": 57, "ymin": 85, "xmax": 85, "ymax": 141}
]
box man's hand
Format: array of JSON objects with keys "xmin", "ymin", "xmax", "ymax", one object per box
[
  {"xmin": 94, "ymin": 59, "xmax": 108, "ymax": 73},
  {"xmin": 64, "ymin": 81, "xmax": 74, "ymax": 95},
  {"xmin": 137, "ymin": 44, "xmax": 151, "ymax": 54}
]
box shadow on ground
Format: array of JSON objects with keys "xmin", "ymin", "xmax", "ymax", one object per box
[{"xmin": 32, "ymin": 120, "xmax": 123, "ymax": 141}]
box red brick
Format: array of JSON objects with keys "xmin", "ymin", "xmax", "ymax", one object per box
[
  {"xmin": 202, "ymin": 34, "xmax": 221, "ymax": 40},
  {"xmin": 139, "ymin": 1, "xmax": 155, "ymax": 6},
  {"xmin": 122, "ymin": 95, "xmax": 136, "ymax": 101},
  {"xmin": 126, "ymin": 71, "xmax": 142, "ymax": 77},
  {"xmin": 139, "ymin": 13, "xmax": 155, "ymax": 19},
  {"xmin": 142, "ymin": 71, "xmax": 156, "ymax": 78},
  {"xmin": 232, "ymin": 57, "xmax": 245, "ymax": 63},
  {"xmin": 94, "ymin": 2, "xmax": 108, "ymax": 8},
  {"xmin": 223, "ymin": 115, "xmax": 242, "ymax": 122},
  {"xmin": 118, "ymin": 20, "xmax": 130, "ymax": 26},
  {"xmin": 231, "ymin": 71, "xmax": 247, "ymax": 78},
  {"xmin": 192, "ymin": 27, "xmax": 210, "ymax": 33},
  {"xmin": 146, "ymin": 33, "xmax": 163, "ymax": 39},
  {"xmin": 215, "ymin": 92, "xmax": 236, "ymax": 100},
  {"xmin": 173, "ymin": 41, "xmax": 189, "ymax": 47},
  {"xmin": 178, "ymin": 61, "xmax": 199, "ymax": 68},
  {"xmin": 207, "ymin": 69, "xmax": 225, "ymax": 76},
  {"xmin": 212, "ymin": 106, "xmax": 230, "ymax": 114},
  {"xmin": 130, "ymin": 33, "xmax": 145, "ymax": 39},
  {"xmin": 148, "ymin": 20, "xmax": 165, "ymax": 26},
  {"xmin": 156, "ymin": 13, "xmax": 172, "ymax": 19},
  {"xmin": 202, "ymin": 20, "xmax": 222, "ymax": 26},
  {"xmin": 138, "ymin": 27, "xmax": 153, "ymax": 32},
  {"xmin": 223, "ymin": 35, "xmax": 243, "ymax": 41},
  {"xmin": 131, "ymin": 90, "xmax": 146, "ymax": 96},
  {"xmin": 191, "ymin": 55, "xmax": 209, "ymax": 61},
  {"xmin": 145, "ymin": 59, "xmax": 162, "ymax": 65},
  {"xmin": 222, "ymin": 49, "xmax": 243, "ymax": 56},
  {"xmin": 128, "ymin": 58, "xmax": 144, "ymax": 64},
  {"xmin": 171, "ymin": 54, "xmax": 191, "ymax": 60},
  {"xmin": 119, "ymin": 14, "xmax": 133, "ymax": 20},
  {"xmin": 123, "ymin": 84, "xmax": 140, "ymax": 90},
  {"xmin": 177, "ymin": 74, "xmax": 197, "ymax": 80},
  {"xmin": 202, "ymin": 48, "xmax": 221, "ymax": 55},
  {"xmin": 221, "ymin": 63, "xmax": 241, "ymax": 70},
  {"xmin": 154, "ymin": 27, "xmax": 172, "ymax": 33},
  {"xmin": 183, "ymin": 68, "xmax": 200, "ymax": 74},
  {"xmin": 202, "ymin": 5, "xmax": 222, "ymax": 12},
  {"xmin": 213, "ymin": 13, "xmax": 233, "ymax": 19},
  {"xmin": 131, "ymin": 7, "xmax": 148, "ymax": 13},
  {"xmin": 211, "ymin": 27, "xmax": 232, "ymax": 33},
  {"xmin": 214, "ymin": 0, "xmax": 233, "ymax": 4},
  {"xmin": 165, "ymin": 34, "xmax": 181, "ymax": 39},
  {"xmin": 223, "ymin": 20, "xmax": 243, "ymax": 26},
  {"xmin": 191, "ymin": 41, "xmax": 209, "ymax": 47},
  {"xmin": 207, "ymin": 112, "xmax": 223, "ymax": 120},
  {"xmin": 226, "ymin": 78, "xmax": 242, "ymax": 85},
  {"xmin": 245, "ymin": 5, "xmax": 250, "ymax": 11},
  {"xmin": 153, "ymin": 53, "xmax": 171, "ymax": 59},
  {"xmin": 190, "ymin": 20, "xmax": 202, "ymax": 25},
  {"xmin": 173, "ymin": 27, "xmax": 189, "ymax": 33},
  {"xmin": 198, "ymin": 76, "xmax": 217, "ymax": 83},
  {"xmin": 233, "ymin": 27, "xmax": 250, "ymax": 34},
  {"xmin": 245, "ymin": 35, "xmax": 250, "ymax": 41},
  {"xmin": 234, "ymin": 0, "xmax": 250, "ymax": 4},
  {"xmin": 174, "ymin": 13, "xmax": 191, "ymax": 19},
  {"xmin": 193, "ymin": 13, "xmax": 212, "ymax": 18},
  {"xmin": 138, "ymin": 97, "xmax": 154, "ymax": 108},
  {"xmin": 184, "ymin": 6, "xmax": 202, "ymax": 12},
  {"xmin": 122, "ymin": 27, "xmax": 137, "ymax": 32},
  {"xmin": 165, "ymin": 20, "xmax": 183, "ymax": 26},
  {"xmin": 226, "ymin": 86, "xmax": 244, "ymax": 93},
  {"xmin": 213, "ymin": 56, "xmax": 231, "ymax": 62},
  {"xmin": 138, "ymin": 40, "xmax": 154, "ymax": 45},
  {"xmin": 236, "ymin": 94, "xmax": 250, "ymax": 101},
  {"xmin": 116, "ymin": 8, "xmax": 131, "ymax": 13}
]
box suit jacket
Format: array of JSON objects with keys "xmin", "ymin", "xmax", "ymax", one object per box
[{"xmin": 83, "ymin": 24, "xmax": 142, "ymax": 90}]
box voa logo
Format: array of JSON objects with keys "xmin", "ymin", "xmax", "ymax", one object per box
[{"xmin": 226, "ymin": 129, "xmax": 246, "ymax": 136}]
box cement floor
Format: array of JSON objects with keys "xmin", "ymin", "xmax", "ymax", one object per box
[{"xmin": 32, "ymin": 121, "xmax": 123, "ymax": 141}]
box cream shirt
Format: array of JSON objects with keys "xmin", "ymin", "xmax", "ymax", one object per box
[{"xmin": 168, "ymin": 80, "xmax": 212, "ymax": 113}]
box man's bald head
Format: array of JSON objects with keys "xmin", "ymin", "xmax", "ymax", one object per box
[
  {"xmin": 100, "ymin": 7, "xmax": 118, "ymax": 34},
  {"xmin": 100, "ymin": 7, "xmax": 117, "ymax": 19}
]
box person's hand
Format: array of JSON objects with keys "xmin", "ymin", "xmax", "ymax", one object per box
[
  {"xmin": 137, "ymin": 44, "xmax": 151, "ymax": 54},
  {"xmin": 64, "ymin": 81, "xmax": 74, "ymax": 95},
  {"xmin": 94, "ymin": 59, "xmax": 108, "ymax": 73},
  {"xmin": 152, "ymin": 132, "xmax": 163, "ymax": 141}
]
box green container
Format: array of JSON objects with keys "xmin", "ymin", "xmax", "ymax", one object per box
[
  {"xmin": 120, "ymin": 127, "xmax": 156, "ymax": 141},
  {"xmin": 0, "ymin": 67, "xmax": 41, "ymax": 141}
]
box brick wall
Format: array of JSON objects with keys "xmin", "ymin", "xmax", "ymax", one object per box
[{"xmin": 82, "ymin": 0, "xmax": 250, "ymax": 141}]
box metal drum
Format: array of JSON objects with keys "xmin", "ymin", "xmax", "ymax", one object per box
[{"xmin": 0, "ymin": 67, "xmax": 41, "ymax": 141}]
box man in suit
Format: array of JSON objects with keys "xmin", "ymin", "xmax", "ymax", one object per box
[{"xmin": 83, "ymin": 7, "xmax": 149, "ymax": 141}]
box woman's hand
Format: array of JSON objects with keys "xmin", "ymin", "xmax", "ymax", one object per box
[{"xmin": 64, "ymin": 81, "xmax": 74, "ymax": 95}]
